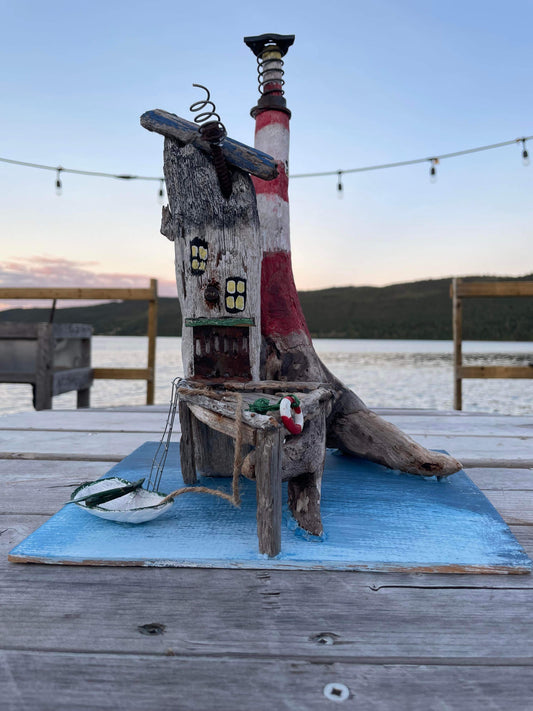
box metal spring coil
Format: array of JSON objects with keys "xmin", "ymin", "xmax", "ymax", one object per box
[
  {"xmin": 189, "ymin": 84, "xmax": 227, "ymax": 143},
  {"xmin": 189, "ymin": 84, "xmax": 232, "ymax": 198},
  {"xmin": 256, "ymin": 48, "xmax": 285, "ymax": 96}
]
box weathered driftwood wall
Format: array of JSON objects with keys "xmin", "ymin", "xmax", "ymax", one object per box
[
  {"xmin": 160, "ymin": 137, "xmax": 264, "ymax": 478},
  {"xmin": 161, "ymin": 139, "xmax": 261, "ymax": 382}
]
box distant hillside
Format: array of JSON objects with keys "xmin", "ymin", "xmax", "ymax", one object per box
[{"xmin": 1, "ymin": 275, "xmax": 532, "ymax": 340}]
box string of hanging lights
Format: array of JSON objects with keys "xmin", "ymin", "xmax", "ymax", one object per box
[
  {"xmin": 0, "ymin": 134, "xmax": 530, "ymax": 199},
  {"xmin": 306, "ymin": 136, "xmax": 532, "ymax": 193}
]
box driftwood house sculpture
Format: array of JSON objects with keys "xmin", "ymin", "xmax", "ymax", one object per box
[{"xmin": 141, "ymin": 33, "xmax": 461, "ymax": 556}]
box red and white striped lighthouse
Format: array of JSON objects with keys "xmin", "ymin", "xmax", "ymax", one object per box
[
  {"xmin": 244, "ymin": 34, "xmax": 321, "ymax": 380},
  {"xmin": 243, "ymin": 34, "xmax": 462, "ymax": 479}
]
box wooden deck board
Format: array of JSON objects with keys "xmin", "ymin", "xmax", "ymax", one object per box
[
  {"xmin": 3, "ymin": 652, "xmax": 533, "ymax": 711},
  {"xmin": 0, "ymin": 418, "xmax": 532, "ymax": 468},
  {"xmin": 0, "ymin": 432, "xmax": 528, "ymax": 467},
  {"xmin": 383, "ymin": 414, "xmax": 533, "ymax": 437},
  {"xmin": 2, "ymin": 564, "xmax": 533, "ymax": 658},
  {"xmin": 1, "ymin": 405, "xmax": 533, "ymax": 709},
  {"xmin": 0, "ymin": 410, "xmax": 173, "ymax": 433},
  {"xmin": 0, "ymin": 430, "xmax": 178, "ymax": 460}
]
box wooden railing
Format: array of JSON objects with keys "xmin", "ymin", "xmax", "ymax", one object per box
[
  {"xmin": 451, "ymin": 277, "xmax": 533, "ymax": 410},
  {"xmin": 0, "ymin": 279, "xmax": 158, "ymax": 405}
]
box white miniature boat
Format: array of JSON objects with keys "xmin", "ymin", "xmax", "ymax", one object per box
[{"xmin": 70, "ymin": 477, "xmax": 173, "ymax": 524}]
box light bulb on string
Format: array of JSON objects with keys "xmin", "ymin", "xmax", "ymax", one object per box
[
  {"xmin": 429, "ymin": 158, "xmax": 438, "ymax": 183},
  {"xmin": 158, "ymin": 179, "xmax": 165, "ymax": 204},
  {"xmin": 55, "ymin": 167, "xmax": 63, "ymax": 196},
  {"xmin": 337, "ymin": 171, "xmax": 343, "ymax": 199},
  {"xmin": 521, "ymin": 139, "xmax": 529, "ymax": 166}
]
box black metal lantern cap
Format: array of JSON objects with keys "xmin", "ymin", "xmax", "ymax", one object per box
[{"xmin": 243, "ymin": 33, "xmax": 295, "ymax": 57}]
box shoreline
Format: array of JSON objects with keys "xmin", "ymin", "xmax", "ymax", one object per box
[{"xmin": 0, "ymin": 337, "xmax": 531, "ymax": 418}]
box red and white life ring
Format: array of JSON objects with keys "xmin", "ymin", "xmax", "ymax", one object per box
[{"xmin": 279, "ymin": 396, "xmax": 304, "ymax": 435}]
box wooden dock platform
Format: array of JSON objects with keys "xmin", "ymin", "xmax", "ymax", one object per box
[{"xmin": 1, "ymin": 405, "xmax": 533, "ymax": 709}]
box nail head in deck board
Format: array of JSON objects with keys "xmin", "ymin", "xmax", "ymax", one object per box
[{"xmin": 8, "ymin": 442, "xmax": 531, "ymax": 572}]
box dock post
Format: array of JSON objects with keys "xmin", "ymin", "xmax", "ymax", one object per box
[
  {"xmin": 452, "ymin": 277, "xmax": 463, "ymax": 410},
  {"xmin": 33, "ymin": 324, "xmax": 54, "ymax": 410},
  {"xmin": 146, "ymin": 278, "xmax": 158, "ymax": 405}
]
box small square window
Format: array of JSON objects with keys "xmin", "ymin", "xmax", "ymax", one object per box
[
  {"xmin": 190, "ymin": 238, "xmax": 207, "ymax": 275},
  {"xmin": 225, "ymin": 277, "xmax": 246, "ymax": 312}
]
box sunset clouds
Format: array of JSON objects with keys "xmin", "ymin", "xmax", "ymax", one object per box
[
  {"xmin": 0, "ymin": 256, "xmax": 176, "ymax": 310},
  {"xmin": 1, "ymin": 3, "xmax": 532, "ymax": 292}
]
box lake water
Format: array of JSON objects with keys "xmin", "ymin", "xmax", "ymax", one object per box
[{"xmin": 0, "ymin": 337, "xmax": 532, "ymax": 416}]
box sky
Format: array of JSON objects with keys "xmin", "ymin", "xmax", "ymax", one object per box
[{"xmin": 1, "ymin": 0, "xmax": 532, "ymax": 307}]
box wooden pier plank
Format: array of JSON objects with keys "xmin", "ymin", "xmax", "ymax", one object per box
[
  {"xmin": 0, "ymin": 410, "xmax": 173, "ymax": 433},
  {"xmin": 3, "ymin": 409, "xmax": 533, "ymax": 438},
  {"xmin": 2, "ymin": 563, "xmax": 533, "ymax": 659},
  {"xmin": 2, "ymin": 405, "xmax": 533, "ymax": 709},
  {"xmin": 0, "ymin": 429, "xmax": 530, "ymax": 467},
  {"xmin": 382, "ymin": 414, "xmax": 533, "ymax": 437},
  {"xmin": 0, "ymin": 405, "xmax": 532, "ymax": 468},
  {"xmin": 2, "ymin": 651, "xmax": 533, "ymax": 711},
  {"xmin": 0, "ymin": 430, "xmax": 178, "ymax": 460}
]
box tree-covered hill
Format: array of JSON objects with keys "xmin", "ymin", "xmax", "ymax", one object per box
[{"xmin": 1, "ymin": 275, "xmax": 532, "ymax": 340}]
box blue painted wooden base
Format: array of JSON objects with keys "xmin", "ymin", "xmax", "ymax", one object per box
[{"xmin": 9, "ymin": 443, "xmax": 532, "ymax": 573}]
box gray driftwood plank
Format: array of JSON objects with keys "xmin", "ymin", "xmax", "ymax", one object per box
[
  {"xmin": 178, "ymin": 400, "xmax": 197, "ymax": 485},
  {"xmin": 140, "ymin": 109, "xmax": 277, "ymax": 180},
  {"xmin": 2, "ymin": 651, "xmax": 533, "ymax": 711},
  {"xmin": 255, "ymin": 429, "xmax": 283, "ymax": 556}
]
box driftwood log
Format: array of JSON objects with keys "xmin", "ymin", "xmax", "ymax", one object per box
[
  {"xmin": 159, "ymin": 132, "xmax": 332, "ymax": 539},
  {"xmin": 143, "ymin": 52, "xmax": 460, "ymax": 546},
  {"xmin": 161, "ymin": 138, "xmax": 262, "ymax": 383}
]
